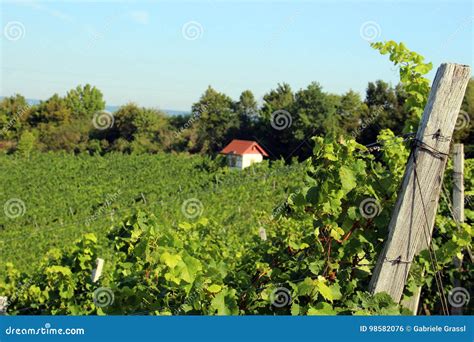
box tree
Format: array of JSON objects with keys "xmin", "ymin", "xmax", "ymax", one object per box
[
  {"xmin": 359, "ymin": 80, "xmax": 406, "ymax": 145},
  {"xmin": 27, "ymin": 93, "xmax": 98, "ymax": 153},
  {"xmin": 110, "ymin": 103, "xmax": 169, "ymax": 153},
  {"xmin": 235, "ymin": 90, "xmax": 258, "ymax": 138},
  {"xmin": 457, "ymin": 77, "xmax": 474, "ymax": 156},
  {"xmin": 288, "ymin": 83, "xmax": 341, "ymax": 159},
  {"xmin": 16, "ymin": 130, "xmax": 36, "ymax": 158},
  {"xmin": 253, "ymin": 83, "xmax": 295, "ymax": 158},
  {"xmin": 293, "ymin": 82, "xmax": 340, "ymax": 140},
  {"xmin": 29, "ymin": 94, "xmax": 72, "ymax": 125},
  {"xmin": 260, "ymin": 83, "xmax": 294, "ymax": 121},
  {"xmin": 0, "ymin": 94, "xmax": 31, "ymax": 140},
  {"xmin": 236, "ymin": 90, "xmax": 258, "ymax": 120},
  {"xmin": 65, "ymin": 84, "xmax": 105, "ymax": 119},
  {"xmin": 336, "ymin": 90, "xmax": 367, "ymax": 135},
  {"xmin": 462, "ymin": 78, "xmax": 474, "ymax": 113},
  {"xmin": 191, "ymin": 86, "xmax": 238, "ymax": 154},
  {"xmin": 37, "ymin": 122, "xmax": 86, "ymax": 152}
]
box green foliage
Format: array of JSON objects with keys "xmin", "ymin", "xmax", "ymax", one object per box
[
  {"xmin": 358, "ymin": 80, "xmax": 407, "ymax": 145},
  {"xmin": 371, "ymin": 41, "xmax": 432, "ymax": 131},
  {"xmin": 1, "ymin": 132, "xmax": 471, "ymax": 315},
  {"xmin": 16, "ymin": 130, "xmax": 36, "ymax": 158},
  {"xmin": 336, "ymin": 90, "xmax": 367, "ymax": 134},
  {"xmin": 292, "ymin": 82, "xmax": 341, "ymax": 139},
  {"xmin": 261, "ymin": 83, "xmax": 294, "ymax": 119},
  {"xmin": 191, "ymin": 86, "xmax": 238, "ymax": 154},
  {"xmin": 65, "ymin": 84, "xmax": 105, "ymax": 119},
  {"xmin": 0, "ymin": 94, "xmax": 30, "ymax": 141},
  {"xmin": 457, "ymin": 78, "xmax": 474, "ymax": 157},
  {"xmin": 1, "ymin": 233, "xmax": 102, "ymax": 315},
  {"xmin": 30, "ymin": 94, "xmax": 72, "ymax": 125},
  {"xmin": 236, "ymin": 90, "xmax": 259, "ymax": 121},
  {"xmin": 0, "ymin": 152, "xmax": 305, "ymax": 275}
]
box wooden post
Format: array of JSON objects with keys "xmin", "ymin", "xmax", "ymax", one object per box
[
  {"xmin": 370, "ymin": 63, "xmax": 471, "ymax": 304},
  {"xmin": 403, "ymin": 145, "xmax": 467, "ymax": 314},
  {"xmin": 452, "ymin": 144, "xmax": 464, "ymax": 315},
  {"xmin": 453, "ymin": 144, "xmax": 464, "ymax": 223},
  {"xmin": 401, "ymin": 287, "xmax": 422, "ymax": 315},
  {"xmin": 91, "ymin": 258, "xmax": 105, "ymax": 283}
]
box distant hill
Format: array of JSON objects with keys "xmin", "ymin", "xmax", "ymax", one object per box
[
  {"xmin": 105, "ymin": 105, "xmax": 189, "ymax": 116},
  {"xmin": 0, "ymin": 97, "xmax": 189, "ymax": 116}
]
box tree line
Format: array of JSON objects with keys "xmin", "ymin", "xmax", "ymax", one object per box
[{"xmin": 1, "ymin": 78, "xmax": 472, "ymax": 160}]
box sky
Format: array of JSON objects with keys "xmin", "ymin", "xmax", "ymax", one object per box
[{"xmin": 0, "ymin": 0, "xmax": 472, "ymax": 111}]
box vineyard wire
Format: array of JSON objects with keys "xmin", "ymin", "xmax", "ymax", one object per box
[{"xmin": 411, "ymin": 137, "xmax": 450, "ymax": 315}]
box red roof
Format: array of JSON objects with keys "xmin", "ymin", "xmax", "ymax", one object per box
[{"xmin": 220, "ymin": 139, "xmax": 269, "ymax": 157}]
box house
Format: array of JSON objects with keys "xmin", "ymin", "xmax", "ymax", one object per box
[{"xmin": 220, "ymin": 139, "xmax": 269, "ymax": 169}]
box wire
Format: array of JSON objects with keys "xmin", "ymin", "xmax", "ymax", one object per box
[{"xmin": 412, "ymin": 143, "xmax": 450, "ymax": 315}]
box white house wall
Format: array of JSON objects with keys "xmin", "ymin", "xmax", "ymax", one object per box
[{"xmin": 241, "ymin": 153, "xmax": 263, "ymax": 169}]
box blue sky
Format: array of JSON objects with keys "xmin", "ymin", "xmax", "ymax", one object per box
[{"xmin": 1, "ymin": 0, "xmax": 472, "ymax": 111}]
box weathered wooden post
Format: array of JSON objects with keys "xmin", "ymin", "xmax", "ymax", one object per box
[
  {"xmin": 453, "ymin": 144, "xmax": 465, "ymax": 223},
  {"xmin": 401, "ymin": 144, "xmax": 466, "ymax": 314},
  {"xmin": 452, "ymin": 143, "xmax": 464, "ymax": 315},
  {"xmin": 369, "ymin": 63, "xmax": 471, "ymax": 305}
]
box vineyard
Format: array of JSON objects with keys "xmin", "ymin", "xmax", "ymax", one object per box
[
  {"xmin": 0, "ymin": 131, "xmax": 472, "ymax": 315},
  {"xmin": 0, "ymin": 152, "xmax": 305, "ymax": 274}
]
